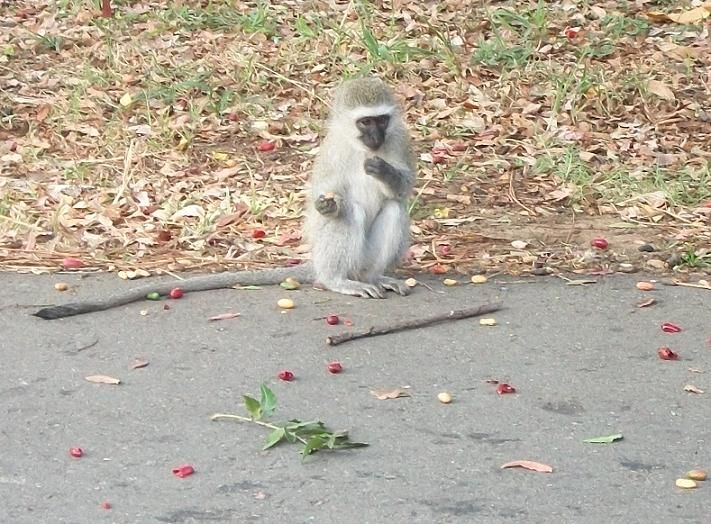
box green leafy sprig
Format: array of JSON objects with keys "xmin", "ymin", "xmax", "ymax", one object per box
[{"xmin": 211, "ymin": 384, "xmax": 368, "ymax": 461}]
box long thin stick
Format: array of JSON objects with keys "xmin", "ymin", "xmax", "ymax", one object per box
[{"xmin": 326, "ymin": 302, "xmax": 503, "ymax": 346}]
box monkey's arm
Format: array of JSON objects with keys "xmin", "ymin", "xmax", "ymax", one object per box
[
  {"xmin": 33, "ymin": 265, "xmax": 313, "ymax": 320},
  {"xmin": 364, "ymin": 156, "xmax": 413, "ymax": 198}
]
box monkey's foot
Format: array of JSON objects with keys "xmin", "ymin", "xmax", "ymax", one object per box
[
  {"xmin": 375, "ymin": 276, "xmax": 411, "ymax": 296},
  {"xmin": 327, "ymin": 279, "xmax": 386, "ymax": 299},
  {"xmin": 315, "ymin": 193, "xmax": 340, "ymax": 216}
]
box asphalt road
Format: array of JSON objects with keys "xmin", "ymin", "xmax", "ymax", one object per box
[{"xmin": 1, "ymin": 272, "xmax": 709, "ymax": 524}]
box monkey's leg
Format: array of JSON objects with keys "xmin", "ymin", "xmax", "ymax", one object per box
[
  {"xmin": 363, "ymin": 200, "xmax": 411, "ymax": 296},
  {"xmin": 311, "ymin": 207, "xmax": 386, "ymax": 299}
]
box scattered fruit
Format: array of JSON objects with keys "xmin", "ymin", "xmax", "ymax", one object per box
[
  {"xmin": 280, "ymin": 277, "xmax": 301, "ymax": 290},
  {"xmin": 443, "ymin": 278, "xmax": 458, "ymax": 286},
  {"xmin": 326, "ymin": 314, "xmax": 339, "ymax": 325},
  {"xmin": 117, "ymin": 271, "xmax": 128, "ymax": 280},
  {"xmin": 277, "ymin": 298, "xmax": 295, "ymax": 309},
  {"xmin": 657, "ymin": 347, "xmax": 680, "ymax": 361},
  {"xmin": 431, "ymin": 264, "xmax": 448, "ymax": 274},
  {"xmin": 636, "ymin": 281, "xmax": 655, "ymax": 291},
  {"xmin": 480, "ymin": 318, "xmax": 497, "ymax": 326},
  {"xmin": 675, "ymin": 478, "xmax": 697, "ymax": 489},
  {"xmin": 256, "ymin": 140, "xmax": 275, "ymax": 152},
  {"xmin": 327, "ymin": 361, "xmax": 343, "ymax": 374},
  {"xmin": 405, "ymin": 278, "xmax": 418, "ymax": 288},
  {"xmin": 440, "ymin": 245, "xmax": 452, "ymax": 256},
  {"xmin": 62, "ymin": 257, "xmax": 83, "ymax": 269},
  {"xmin": 496, "ymin": 383, "xmax": 516, "ymax": 395},
  {"xmin": 278, "ymin": 370, "xmax": 295, "ymax": 382},
  {"xmin": 172, "ymin": 465, "xmax": 195, "ymax": 478},
  {"xmin": 54, "ymin": 282, "xmax": 69, "ymax": 291},
  {"xmin": 591, "ymin": 237, "xmax": 609, "ymax": 250},
  {"xmin": 69, "ymin": 447, "xmax": 84, "ymax": 458},
  {"xmin": 470, "ymin": 275, "xmax": 487, "ymax": 284},
  {"xmin": 686, "ymin": 469, "xmax": 707, "ymax": 481},
  {"xmin": 252, "ymin": 229, "xmax": 266, "ymax": 239},
  {"xmin": 661, "ymin": 322, "xmax": 682, "ymax": 333},
  {"xmin": 169, "ymin": 287, "xmax": 184, "ymax": 299},
  {"xmin": 146, "ymin": 292, "xmax": 161, "ymax": 301},
  {"xmin": 437, "ymin": 392, "xmax": 452, "ymax": 404},
  {"xmin": 100, "ymin": 502, "xmax": 112, "ymax": 510}
]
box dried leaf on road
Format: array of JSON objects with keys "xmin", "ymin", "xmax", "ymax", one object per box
[
  {"xmin": 208, "ymin": 312, "xmax": 241, "ymax": 321},
  {"xmin": 130, "ymin": 359, "xmax": 149, "ymax": 369},
  {"xmin": 501, "ymin": 460, "xmax": 553, "ymax": 473},
  {"xmin": 370, "ymin": 388, "xmax": 411, "ymax": 400},
  {"xmin": 636, "ymin": 298, "xmax": 656, "ymax": 308},
  {"xmin": 583, "ymin": 433, "xmax": 624, "ymax": 444},
  {"xmin": 85, "ymin": 375, "xmax": 121, "ymax": 385},
  {"xmin": 683, "ymin": 385, "xmax": 704, "ymax": 394}
]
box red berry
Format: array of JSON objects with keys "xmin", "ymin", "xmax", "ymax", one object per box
[
  {"xmin": 327, "ymin": 361, "xmax": 343, "ymax": 374},
  {"xmin": 100, "ymin": 501, "xmax": 112, "ymax": 510},
  {"xmin": 69, "ymin": 447, "xmax": 84, "ymax": 458},
  {"xmin": 172, "ymin": 464, "xmax": 195, "ymax": 478},
  {"xmin": 62, "ymin": 257, "xmax": 84, "ymax": 269},
  {"xmin": 278, "ymin": 370, "xmax": 295, "ymax": 381},
  {"xmin": 657, "ymin": 347, "xmax": 679, "ymax": 360},
  {"xmin": 431, "ymin": 153, "xmax": 447, "ymax": 165},
  {"xmin": 564, "ymin": 27, "xmax": 579, "ymax": 40},
  {"xmin": 431, "ymin": 264, "xmax": 447, "ymax": 275},
  {"xmin": 326, "ymin": 315, "xmax": 339, "ymax": 325},
  {"xmin": 169, "ymin": 287, "xmax": 184, "ymax": 299},
  {"xmin": 591, "ymin": 238, "xmax": 608, "ymax": 250},
  {"xmin": 496, "ymin": 383, "xmax": 516, "ymax": 395},
  {"xmin": 440, "ymin": 245, "xmax": 452, "ymax": 256},
  {"xmin": 661, "ymin": 322, "xmax": 681, "ymax": 333},
  {"xmin": 257, "ymin": 140, "xmax": 275, "ymax": 152},
  {"xmin": 251, "ymin": 229, "xmax": 266, "ymax": 239}
]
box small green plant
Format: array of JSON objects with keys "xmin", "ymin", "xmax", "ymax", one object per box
[
  {"xmin": 211, "ymin": 384, "xmax": 368, "ymax": 461},
  {"xmin": 678, "ymin": 247, "xmax": 711, "ymax": 269}
]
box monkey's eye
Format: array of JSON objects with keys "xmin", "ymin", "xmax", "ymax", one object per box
[
  {"xmin": 375, "ymin": 115, "xmax": 390, "ymax": 127},
  {"xmin": 358, "ymin": 117, "xmax": 373, "ymax": 127}
]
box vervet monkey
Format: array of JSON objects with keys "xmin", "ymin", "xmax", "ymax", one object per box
[{"xmin": 34, "ymin": 77, "xmax": 415, "ymax": 320}]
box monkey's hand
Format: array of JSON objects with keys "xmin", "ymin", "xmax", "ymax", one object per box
[
  {"xmin": 364, "ymin": 157, "xmax": 406, "ymax": 195},
  {"xmin": 315, "ymin": 192, "xmax": 341, "ymax": 217}
]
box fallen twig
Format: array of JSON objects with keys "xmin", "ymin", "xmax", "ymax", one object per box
[
  {"xmin": 326, "ymin": 302, "xmax": 503, "ymax": 346},
  {"xmin": 662, "ymin": 279, "xmax": 711, "ymax": 290}
]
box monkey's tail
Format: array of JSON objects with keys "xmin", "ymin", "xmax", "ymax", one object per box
[{"xmin": 33, "ymin": 264, "xmax": 314, "ymax": 320}]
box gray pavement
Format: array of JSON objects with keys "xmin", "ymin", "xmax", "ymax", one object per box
[{"xmin": 1, "ymin": 272, "xmax": 710, "ymax": 524}]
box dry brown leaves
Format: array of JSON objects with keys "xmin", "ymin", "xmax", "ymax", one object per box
[{"xmin": 1, "ymin": 1, "xmax": 709, "ymax": 276}]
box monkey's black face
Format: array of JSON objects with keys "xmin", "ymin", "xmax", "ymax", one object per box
[{"xmin": 356, "ymin": 114, "xmax": 390, "ymax": 150}]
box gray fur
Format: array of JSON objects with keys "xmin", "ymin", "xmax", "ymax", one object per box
[{"xmin": 304, "ymin": 77, "xmax": 415, "ymax": 298}]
